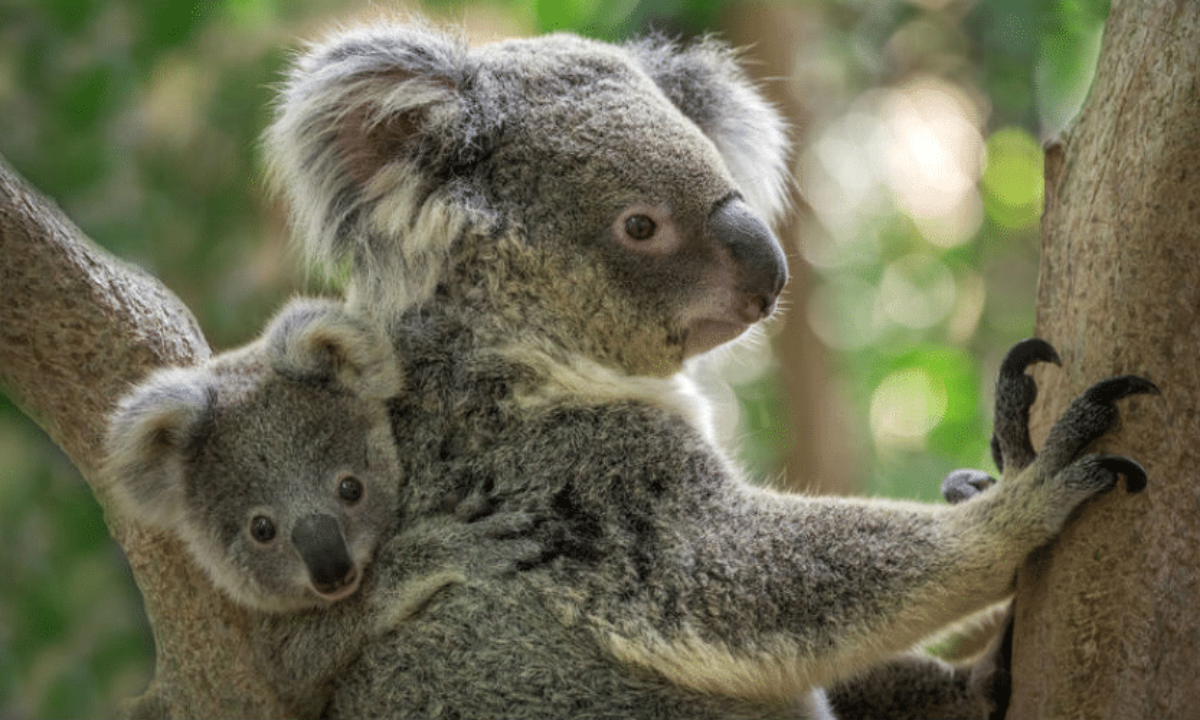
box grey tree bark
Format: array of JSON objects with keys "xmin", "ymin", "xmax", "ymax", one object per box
[{"xmin": 1011, "ymin": 0, "xmax": 1200, "ymax": 716}]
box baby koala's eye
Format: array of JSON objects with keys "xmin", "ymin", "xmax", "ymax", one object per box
[
  {"xmin": 624, "ymin": 214, "xmax": 657, "ymax": 241},
  {"xmin": 338, "ymin": 476, "xmax": 364, "ymax": 504},
  {"xmin": 250, "ymin": 515, "xmax": 276, "ymax": 544}
]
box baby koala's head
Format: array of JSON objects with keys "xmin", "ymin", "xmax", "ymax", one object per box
[{"xmin": 104, "ymin": 298, "xmax": 402, "ymax": 612}]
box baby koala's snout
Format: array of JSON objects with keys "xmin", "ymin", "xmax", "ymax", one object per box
[{"xmin": 292, "ymin": 513, "xmax": 358, "ymax": 596}]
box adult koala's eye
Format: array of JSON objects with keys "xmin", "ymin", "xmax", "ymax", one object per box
[
  {"xmin": 338, "ymin": 476, "xmax": 364, "ymax": 504},
  {"xmin": 250, "ymin": 515, "xmax": 276, "ymax": 544},
  {"xmin": 624, "ymin": 214, "xmax": 657, "ymax": 241},
  {"xmin": 613, "ymin": 206, "xmax": 679, "ymax": 255}
]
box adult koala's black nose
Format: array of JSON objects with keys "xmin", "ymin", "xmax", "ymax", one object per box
[{"xmin": 709, "ymin": 198, "xmax": 788, "ymax": 317}]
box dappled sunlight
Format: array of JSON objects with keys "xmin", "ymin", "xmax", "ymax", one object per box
[
  {"xmin": 981, "ymin": 127, "xmax": 1045, "ymax": 230},
  {"xmin": 878, "ymin": 252, "xmax": 957, "ymax": 330},
  {"xmin": 869, "ymin": 367, "xmax": 948, "ymax": 451},
  {"xmin": 799, "ymin": 103, "xmax": 891, "ymax": 264},
  {"xmin": 806, "ymin": 273, "xmax": 884, "ymax": 350},
  {"xmin": 881, "ymin": 78, "xmax": 985, "ymax": 248},
  {"xmin": 795, "ymin": 61, "xmax": 1054, "ymax": 485},
  {"xmin": 799, "ymin": 78, "xmax": 987, "ymax": 257}
]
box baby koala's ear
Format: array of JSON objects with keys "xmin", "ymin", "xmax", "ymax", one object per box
[
  {"xmin": 266, "ymin": 297, "xmax": 402, "ymax": 401},
  {"xmin": 104, "ymin": 367, "xmax": 216, "ymax": 526}
]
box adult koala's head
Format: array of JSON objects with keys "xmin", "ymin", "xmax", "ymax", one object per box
[{"xmin": 266, "ymin": 21, "xmax": 790, "ymax": 376}]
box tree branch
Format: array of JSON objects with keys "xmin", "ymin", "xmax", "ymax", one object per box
[
  {"xmin": 0, "ymin": 154, "xmax": 283, "ymax": 718},
  {"xmin": 1014, "ymin": 0, "xmax": 1200, "ymax": 715}
]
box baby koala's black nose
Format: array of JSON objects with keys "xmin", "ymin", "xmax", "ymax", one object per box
[{"xmin": 292, "ymin": 513, "xmax": 355, "ymax": 594}]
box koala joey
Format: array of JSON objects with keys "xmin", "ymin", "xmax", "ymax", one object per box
[
  {"xmin": 103, "ymin": 297, "xmax": 402, "ymax": 613},
  {"xmin": 106, "ymin": 296, "xmax": 552, "ymax": 717},
  {"xmin": 260, "ymin": 21, "xmax": 1160, "ymax": 719}
]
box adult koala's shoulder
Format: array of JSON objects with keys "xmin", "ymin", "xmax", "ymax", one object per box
[{"xmin": 103, "ymin": 297, "xmax": 402, "ymax": 613}]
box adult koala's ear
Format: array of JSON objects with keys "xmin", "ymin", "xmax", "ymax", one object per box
[
  {"xmin": 630, "ymin": 36, "xmax": 791, "ymax": 224},
  {"xmin": 104, "ymin": 369, "xmax": 216, "ymax": 526},
  {"xmin": 266, "ymin": 297, "xmax": 402, "ymax": 401},
  {"xmin": 265, "ymin": 21, "xmax": 491, "ymax": 310}
]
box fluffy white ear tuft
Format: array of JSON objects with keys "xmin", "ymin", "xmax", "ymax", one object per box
[
  {"xmin": 264, "ymin": 21, "xmax": 481, "ymax": 310},
  {"xmin": 266, "ymin": 297, "xmax": 402, "ymax": 400},
  {"xmin": 103, "ymin": 368, "xmax": 216, "ymax": 526},
  {"xmin": 631, "ymin": 35, "xmax": 792, "ymax": 225}
]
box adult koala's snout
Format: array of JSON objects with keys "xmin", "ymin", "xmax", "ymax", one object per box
[{"xmin": 708, "ymin": 198, "xmax": 788, "ymax": 321}]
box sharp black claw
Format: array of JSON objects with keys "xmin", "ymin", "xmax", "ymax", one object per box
[
  {"xmin": 1082, "ymin": 375, "xmax": 1160, "ymax": 405},
  {"xmin": 992, "ymin": 338, "xmax": 1061, "ymax": 473},
  {"xmin": 1098, "ymin": 455, "xmax": 1149, "ymax": 493},
  {"xmin": 999, "ymin": 338, "xmax": 1062, "ymax": 377},
  {"xmin": 1041, "ymin": 374, "xmax": 1158, "ymax": 471}
]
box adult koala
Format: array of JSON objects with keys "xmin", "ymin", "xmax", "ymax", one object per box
[{"xmin": 263, "ymin": 20, "xmax": 1156, "ymax": 719}]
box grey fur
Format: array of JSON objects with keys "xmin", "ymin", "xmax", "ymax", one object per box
[
  {"xmin": 255, "ymin": 21, "xmax": 1157, "ymax": 719},
  {"xmin": 264, "ymin": 19, "xmax": 790, "ymax": 320}
]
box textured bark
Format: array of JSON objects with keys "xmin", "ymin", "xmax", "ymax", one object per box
[
  {"xmin": 1010, "ymin": 0, "xmax": 1200, "ymax": 716},
  {"xmin": 0, "ymin": 156, "xmax": 284, "ymax": 718}
]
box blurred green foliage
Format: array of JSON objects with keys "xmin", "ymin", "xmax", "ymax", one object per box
[
  {"xmin": 717, "ymin": 0, "xmax": 1106, "ymax": 502},
  {"xmin": 0, "ymin": 0, "xmax": 1107, "ymax": 715}
]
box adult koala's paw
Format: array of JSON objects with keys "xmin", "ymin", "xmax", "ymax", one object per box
[
  {"xmin": 1039, "ymin": 375, "xmax": 1158, "ymax": 495},
  {"xmin": 992, "ymin": 339, "xmax": 1158, "ymax": 527},
  {"xmin": 947, "ymin": 340, "xmax": 1157, "ymax": 513}
]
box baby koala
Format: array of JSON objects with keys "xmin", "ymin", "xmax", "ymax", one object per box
[{"xmin": 103, "ymin": 297, "xmax": 402, "ymax": 612}]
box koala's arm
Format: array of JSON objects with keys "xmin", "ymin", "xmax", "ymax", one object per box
[
  {"xmin": 601, "ymin": 341, "xmax": 1154, "ymax": 704},
  {"xmin": 821, "ymin": 473, "xmax": 1017, "ymax": 720}
]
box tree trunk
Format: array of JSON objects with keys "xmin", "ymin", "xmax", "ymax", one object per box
[
  {"xmin": 1010, "ymin": 0, "xmax": 1200, "ymax": 716},
  {"xmin": 0, "ymin": 157, "xmax": 283, "ymax": 718}
]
